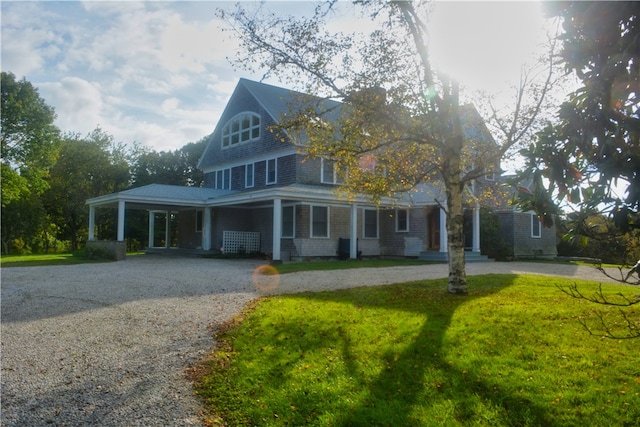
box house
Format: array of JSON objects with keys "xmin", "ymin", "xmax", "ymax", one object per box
[{"xmin": 86, "ymin": 78, "xmax": 557, "ymax": 261}]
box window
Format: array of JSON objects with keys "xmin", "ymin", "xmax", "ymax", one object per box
[
  {"xmin": 363, "ymin": 209, "xmax": 378, "ymax": 239},
  {"xmin": 531, "ymin": 214, "xmax": 541, "ymax": 238},
  {"xmin": 215, "ymin": 168, "xmax": 231, "ymax": 190},
  {"xmin": 396, "ymin": 209, "xmax": 409, "ymax": 232},
  {"xmin": 245, "ymin": 163, "xmax": 254, "ymax": 188},
  {"xmin": 321, "ymin": 158, "xmax": 342, "ymax": 184},
  {"xmin": 311, "ymin": 205, "xmax": 329, "ymax": 238},
  {"xmin": 282, "ymin": 205, "xmax": 295, "ymax": 238},
  {"xmin": 195, "ymin": 210, "xmax": 203, "ymax": 232},
  {"xmin": 222, "ymin": 112, "xmax": 260, "ymax": 148},
  {"xmin": 363, "ymin": 209, "xmax": 378, "ymax": 238},
  {"xmin": 266, "ymin": 158, "xmax": 277, "ymax": 185}
]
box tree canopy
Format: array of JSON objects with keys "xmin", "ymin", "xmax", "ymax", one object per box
[
  {"xmin": 1, "ymin": 71, "xmax": 60, "ymax": 203},
  {"xmin": 0, "ymin": 72, "xmax": 208, "ymax": 254},
  {"xmin": 45, "ymin": 128, "xmax": 131, "ymax": 250},
  {"xmin": 517, "ymin": 2, "xmax": 639, "ymax": 239}
]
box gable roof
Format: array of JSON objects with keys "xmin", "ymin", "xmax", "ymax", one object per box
[
  {"xmin": 239, "ymin": 78, "xmax": 341, "ymax": 123},
  {"xmin": 197, "ymin": 79, "xmax": 342, "ymax": 169}
]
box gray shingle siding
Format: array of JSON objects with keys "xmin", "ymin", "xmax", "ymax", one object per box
[
  {"xmin": 199, "ymin": 83, "xmax": 291, "ymax": 171},
  {"xmin": 497, "ymin": 211, "xmax": 557, "ymax": 258}
]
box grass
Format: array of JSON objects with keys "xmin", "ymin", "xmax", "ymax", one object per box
[
  {"xmin": 195, "ymin": 275, "xmax": 640, "ymax": 426},
  {"xmin": 0, "ymin": 251, "xmax": 145, "ymax": 267},
  {"xmin": 273, "ymin": 259, "xmax": 436, "ymax": 274}
]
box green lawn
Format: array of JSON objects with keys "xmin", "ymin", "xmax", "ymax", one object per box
[
  {"xmin": 0, "ymin": 252, "xmax": 144, "ymax": 267},
  {"xmin": 196, "ymin": 275, "xmax": 639, "ymax": 426},
  {"xmin": 273, "ymin": 259, "xmax": 437, "ymax": 274}
]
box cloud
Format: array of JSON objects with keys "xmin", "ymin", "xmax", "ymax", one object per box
[
  {"xmin": 0, "ymin": 3, "xmax": 66, "ymax": 79},
  {"xmin": 38, "ymin": 77, "xmax": 104, "ymax": 135}
]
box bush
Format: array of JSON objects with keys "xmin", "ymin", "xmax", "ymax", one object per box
[{"xmin": 480, "ymin": 208, "xmax": 512, "ymax": 260}]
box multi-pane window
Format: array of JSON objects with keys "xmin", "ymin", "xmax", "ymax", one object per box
[
  {"xmin": 531, "ymin": 214, "xmax": 541, "ymax": 238},
  {"xmin": 311, "ymin": 205, "xmax": 329, "ymax": 238},
  {"xmin": 363, "ymin": 209, "xmax": 378, "ymax": 238},
  {"xmin": 215, "ymin": 168, "xmax": 231, "ymax": 190},
  {"xmin": 396, "ymin": 209, "xmax": 409, "ymax": 232},
  {"xmin": 282, "ymin": 205, "xmax": 295, "ymax": 238},
  {"xmin": 266, "ymin": 158, "xmax": 277, "ymax": 184},
  {"xmin": 321, "ymin": 158, "xmax": 342, "ymax": 184},
  {"xmin": 222, "ymin": 112, "xmax": 260, "ymax": 148},
  {"xmin": 245, "ymin": 163, "xmax": 254, "ymax": 188}
]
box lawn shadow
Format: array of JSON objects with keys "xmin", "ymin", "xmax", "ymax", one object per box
[{"xmin": 279, "ymin": 274, "xmax": 561, "ymax": 426}]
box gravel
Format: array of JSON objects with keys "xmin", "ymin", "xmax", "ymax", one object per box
[{"xmin": 1, "ymin": 256, "xmax": 624, "ymax": 426}]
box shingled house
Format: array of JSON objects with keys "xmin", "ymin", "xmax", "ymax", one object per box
[{"xmin": 86, "ymin": 78, "xmax": 557, "ymax": 261}]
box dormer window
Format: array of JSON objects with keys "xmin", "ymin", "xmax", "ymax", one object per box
[{"xmin": 222, "ymin": 112, "xmax": 260, "ymax": 148}]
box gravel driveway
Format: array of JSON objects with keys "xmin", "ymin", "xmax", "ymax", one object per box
[{"xmin": 0, "ymin": 256, "xmax": 624, "ymax": 426}]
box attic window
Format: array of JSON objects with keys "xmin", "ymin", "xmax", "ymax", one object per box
[{"xmin": 222, "ymin": 112, "xmax": 260, "ymax": 148}]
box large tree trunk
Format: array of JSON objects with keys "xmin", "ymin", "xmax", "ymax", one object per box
[
  {"xmin": 446, "ymin": 178, "xmax": 467, "ymax": 295},
  {"xmin": 442, "ymin": 96, "xmax": 468, "ymax": 295}
]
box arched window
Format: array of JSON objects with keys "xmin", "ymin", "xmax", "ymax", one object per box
[{"xmin": 222, "ymin": 112, "xmax": 260, "ymax": 148}]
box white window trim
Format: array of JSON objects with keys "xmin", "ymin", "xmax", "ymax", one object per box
[
  {"xmin": 395, "ymin": 208, "xmax": 409, "ymax": 232},
  {"xmin": 216, "ymin": 168, "xmax": 232, "ymax": 190},
  {"xmin": 245, "ymin": 163, "xmax": 254, "ymax": 188},
  {"xmin": 221, "ymin": 112, "xmax": 260, "ymax": 148},
  {"xmin": 266, "ymin": 158, "xmax": 277, "ymax": 185},
  {"xmin": 281, "ymin": 205, "xmax": 295, "ymax": 238},
  {"xmin": 531, "ymin": 213, "xmax": 542, "ymax": 238},
  {"xmin": 321, "ymin": 158, "xmax": 340, "ymax": 185},
  {"xmin": 363, "ymin": 208, "xmax": 379, "ymax": 239},
  {"xmin": 310, "ymin": 205, "xmax": 330, "ymax": 238}
]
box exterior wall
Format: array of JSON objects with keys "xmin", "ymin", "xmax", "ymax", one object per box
[
  {"xmin": 278, "ymin": 204, "xmax": 382, "ymax": 259},
  {"xmin": 200, "ymin": 84, "xmax": 287, "ymax": 169},
  {"xmin": 296, "ymin": 155, "xmax": 321, "ymax": 185},
  {"xmin": 379, "ymin": 208, "xmax": 428, "ymax": 257},
  {"xmin": 211, "ymin": 208, "xmax": 254, "ymax": 252},
  {"xmin": 497, "ymin": 211, "xmax": 557, "ymax": 258},
  {"xmin": 203, "ymin": 153, "xmax": 298, "ymax": 192},
  {"xmin": 177, "ymin": 209, "xmax": 202, "ymax": 249}
]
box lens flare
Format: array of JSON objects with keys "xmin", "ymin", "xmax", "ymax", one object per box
[{"xmin": 252, "ymin": 264, "xmax": 280, "ymax": 292}]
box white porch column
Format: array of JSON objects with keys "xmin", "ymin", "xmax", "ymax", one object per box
[
  {"xmin": 472, "ymin": 203, "xmax": 481, "ymax": 253},
  {"xmin": 88, "ymin": 206, "xmax": 96, "ymax": 241},
  {"xmin": 148, "ymin": 211, "xmax": 155, "ymax": 248},
  {"xmin": 439, "ymin": 207, "xmax": 448, "ymax": 253},
  {"xmin": 350, "ymin": 204, "xmax": 358, "ymax": 259},
  {"xmin": 164, "ymin": 211, "xmax": 170, "ymax": 248},
  {"xmin": 272, "ymin": 198, "xmax": 282, "ymax": 261},
  {"xmin": 117, "ymin": 200, "xmax": 125, "ymax": 241},
  {"xmin": 202, "ymin": 207, "xmax": 212, "ymax": 251}
]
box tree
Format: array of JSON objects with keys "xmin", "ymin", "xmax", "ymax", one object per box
[
  {"xmin": 1, "ymin": 72, "xmax": 60, "ymax": 253},
  {"xmin": 44, "ymin": 128, "xmax": 130, "ymax": 250},
  {"xmin": 131, "ymin": 138, "xmax": 206, "ymax": 188},
  {"xmin": 218, "ymin": 1, "xmax": 556, "ymax": 294},
  {"xmin": 516, "ymin": 2, "xmax": 639, "ymax": 238},
  {"xmin": 514, "ymin": 2, "xmax": 639, "ymax": 338}
]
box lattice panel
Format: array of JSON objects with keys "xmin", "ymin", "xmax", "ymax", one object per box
[{"xmin": 222, "ymin": 231, "xmax": 261, "ymax": 254}]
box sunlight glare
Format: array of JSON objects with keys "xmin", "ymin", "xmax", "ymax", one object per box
[{"xmin": 428, "ymin": 2, "xmax": 546, "ymax": 92}]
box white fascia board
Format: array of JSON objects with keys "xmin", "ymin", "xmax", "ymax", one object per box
[{"xmin": 86, "ymin": 193, "xmax": 210, "ymax": 208}]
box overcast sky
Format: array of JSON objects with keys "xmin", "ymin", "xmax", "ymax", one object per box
[{"xmin": 1, "ymin": 1, "xmax": 550, "ymax": 152}]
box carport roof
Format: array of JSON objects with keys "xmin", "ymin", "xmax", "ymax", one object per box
[{"xmin": 86, "ymin": 184, "xmax": 237, "ymax": 208}]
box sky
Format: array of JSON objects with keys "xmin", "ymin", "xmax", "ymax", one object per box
[{"xmin": 1, "ymin": 1, "xmax": 552, "ymax": 153}]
